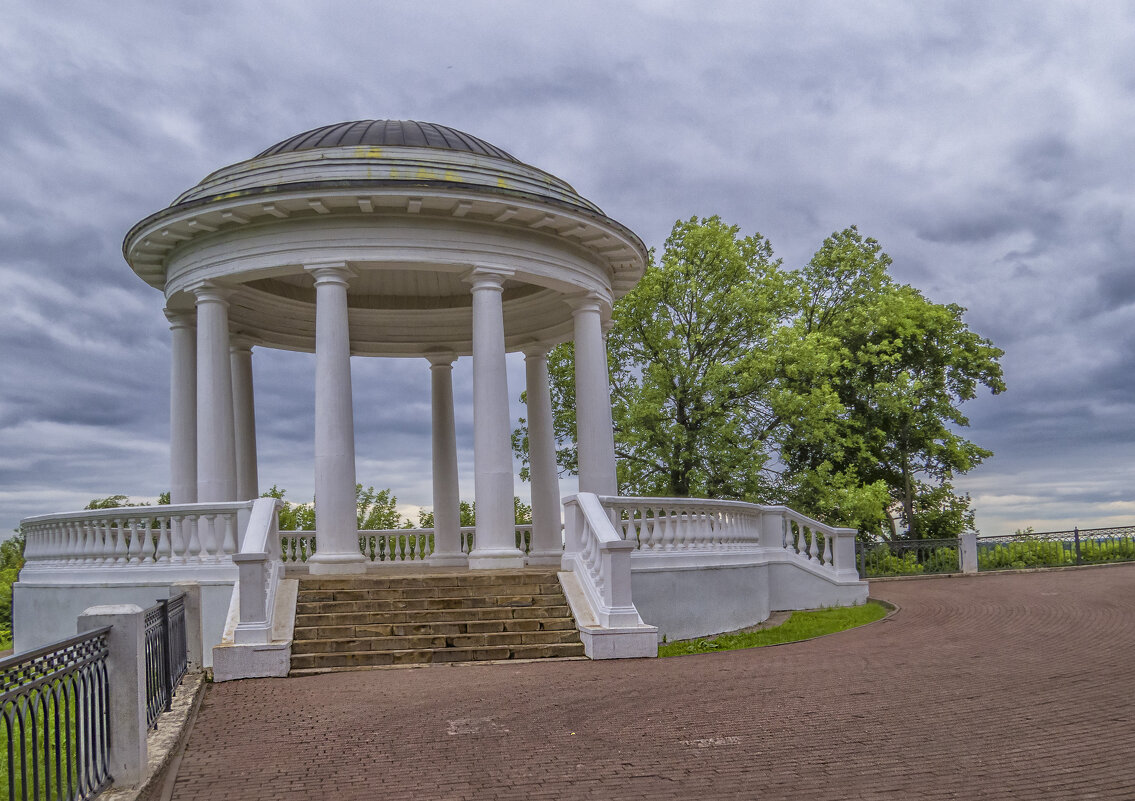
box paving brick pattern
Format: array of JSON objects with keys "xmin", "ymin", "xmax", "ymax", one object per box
[{"xmin": 173, "ymin": 564, "xmax": 1135, "ymax": 800}]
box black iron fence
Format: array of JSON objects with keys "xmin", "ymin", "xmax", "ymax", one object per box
[
  {"xmin": 855, "ymin": 538, "xmax": 961, "ymax": 578},
  {"xmin": 977, "ymin": 525, "xmax": 1135, "ymax": 570},
  {"xmin": 0, "ymin": 628, "xmax": 112, "ymax": 801},
  {"xmin": 143, "ymin": 594, "xmax": 188, "ymax": 731}
]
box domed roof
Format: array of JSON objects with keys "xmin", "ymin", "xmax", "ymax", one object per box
[{"xmin": 256, "ymin": 120, "xmax": 519, "ymax": 163}]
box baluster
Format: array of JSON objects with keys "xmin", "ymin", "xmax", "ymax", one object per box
[
  {"xmin": 98, "ymin": 519, "xmax": 115, "ymax": 564},
  {"xmin": 785, "ymin": 521, "xmax": 796, "ymax": 555},
  {"xmin": 824, "ymin": 533, "xmax": 835, "ymax": 568},
  {"xmin": 808, "ymin": 527, "xmax": 820, "ymax": 562},
  {"xmin": 142, "ymin": 517, "xmax": 160, "ymax": 562},
  {"xmin": 155, "ymin": 516, "xmax": 172, "ymax": 563},
  {"xmin": 220, "ymin": 513, "xmax": 236, "ymax": 559},
  {"xmin": 111, "ymin": 518, "xmax": 128, "ymax": 564},
  {"xmin": 64, "ymin": 521, "xmax": 78, "ymax": 564},
  {"xmin": 189, "ymin": 515, "xmax": 207, "ymax": 562},
  {"xmin": 409, "ymin": 535, "xmax": 418, "ymax": 561},
  {"xmin": 169, "ymin": 515, "xmax": 186, "ymax": 563}
]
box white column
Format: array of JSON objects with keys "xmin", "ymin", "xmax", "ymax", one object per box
[
  {"xmin": 306, "ymin": 263, "xmax": 364, "ymax": 574},
  {"xmin": 194, "ymin": 285, "xmax": 237, "ymax": 502},
  {"xmin": 467, "ymin": 267, "xmax": 524, "ymax": 569},
  {"xmin": 427, "ymin": 352, "xmax": 465, "ymax": 566},
  {"xmin": 230, "ymin": 337, "xmax": 259, "ymax": 501},
  {"xmin": 524, "ymin": 345, "xmax": 563, "ymax": 564},
  {"xmin": 166, "ymin": 309, "xmax": 197, "ymax": 504},
  {"xmin": 572, "ymin": 294, "xmax": 618, "ymax": 496}
]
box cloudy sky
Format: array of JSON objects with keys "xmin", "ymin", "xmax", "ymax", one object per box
[{"xmin": 2, "ymin": 1, "xmax": 1134, "ymax": 538}]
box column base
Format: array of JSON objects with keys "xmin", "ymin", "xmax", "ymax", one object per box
[
  {"xmin": 429, "ymin": 552, "xmax": 469, "ymax": 567},
  {"xmin": 308, "ymin": 552, "xmax": 367, "ymax": 575},
  {"xmin": 525, "ymin": 550, "xmax": 564, "ymax": 566},
  {"xmin": 467, "ymin": 549, "xmax": 526, "ymax": 570}
]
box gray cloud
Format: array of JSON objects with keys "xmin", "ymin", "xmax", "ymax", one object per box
[{"xmin": 3, "ymin": 1, "xmax": 1135, "ymax": 536}]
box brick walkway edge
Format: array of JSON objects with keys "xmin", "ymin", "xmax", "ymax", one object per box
[{"xmin": 172, "ymin": 563, "xmax": 1135, "ymax": 800}]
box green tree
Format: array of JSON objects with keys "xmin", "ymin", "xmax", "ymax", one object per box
[
  {"xmin": 514, "ymin": 219, "xmax": 1003, "ymax": 537},
  {"xmin": 417, "ymin": 498, "xmax": 530, "ymax": 527},
  {"xmin": 261, "ymin": 485, "xmax": 315, "ymax": 531},
  {"xmin": 780, "ymin": 227, "xmax": 1005, "ymax": 537},
  {"xmin": 356, "ymin": 485, "xmax": 407, "ymax": 530}
]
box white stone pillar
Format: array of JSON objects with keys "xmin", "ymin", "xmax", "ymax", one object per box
[
  {"xmin": 467, "ymin": 267, "xmax": 524, "ymax": 569},
  {"xmin": 166, "ymin": 309, "xmax": 197, "ymax": 505},
  {"xmin": 572, "ymin": 294, "xmax": 618, "ymax": 496},
  {"xmin": 306, "ymin": 263, "xmax": 364, "ymax": 574},
  {"xmin": 230, "ymin": 337, "xmax": 259, "ymax": 501},
  {"xmin": 427, "ymin": 352, "xmax": 465, "ymax": 566},
  {"xmin": 194, "ymin": 285, "xmax": 237, "ymax": 502},
  {"xmin": 524, "ymin": 345, "xmax": 563, "ymax": 565}
]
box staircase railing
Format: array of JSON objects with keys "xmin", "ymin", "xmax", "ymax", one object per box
[
  {"xmin": 230, "ymin": 498, "xmax": 284, "ymax": 645},
  {"xmin": 561, "ymin": 493, "xmax": 646, "ymax": 628}
]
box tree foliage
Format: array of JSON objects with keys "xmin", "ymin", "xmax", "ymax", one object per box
[{"xmin": 513, "ymin": 217, "xmax": 1004, "ymax": 538}]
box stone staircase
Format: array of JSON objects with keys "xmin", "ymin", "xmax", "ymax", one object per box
[{"xmin": 290, "ymin": 569, "xmax": 585, "ymax": 674}]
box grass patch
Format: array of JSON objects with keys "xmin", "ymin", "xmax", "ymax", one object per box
[{"xmin": 658, "ymin": 601, "xmax": 888, "ymax": 657}]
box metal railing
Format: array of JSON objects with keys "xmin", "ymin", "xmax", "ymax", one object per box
[
  {"xmin": 855, "ymin": 538, "xmax": 961, "ymax": 577},
  {"xmin": 1, "ymin": 628, "xmax": 112, "ymax": 801},
  {"xmin": 977, "ymin": 525, "xmax": 1135, "ymax": 570},
  {"xmin": 143, "ymin": 594, "xmax": 188, "ymax": 730}
]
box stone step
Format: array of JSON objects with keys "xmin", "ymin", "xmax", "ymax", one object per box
[
  {"xmin": 294, "ymin": 616, "xmax": 578, "ymax": 641},
  {"xmin": 296, "ymin": 582, "xmax": 565, "ymax": 602},
  {"xmin": 294, "ymin": 604, "xmax": 573, "ymax": 628},
  {"xmin": 294, "ymin": 594, "xmax": 565, "ymax": 615},
  {"xmin": 292, "ymin": 628, "xmax": 582, "ymax": 655},
  {"xmin": 297, "ymin": 571, "xmax": 559, "ymax": 591},
  {"xmin": 289, "ymin": 641, "xmax": 586, "ymax": 671}
]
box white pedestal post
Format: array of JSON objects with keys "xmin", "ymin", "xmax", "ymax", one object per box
[
  {"xmin": 193, "ymin": 285, "xmax": 237, "ymax": 502},
  {"xmin": 571, "ymin": 295, "xmax": 618, "ymax": 496},
  {"xmin": 230, "ymin": 337, "xmax": 259, "ymax": 501},
  {"xmin": 166, "ymin": 309, "xmax": 197, "ymax": 505},
  {"xmin": 428, "ymin": 352, "xmax": 466, "ymax": 566},
  {"xmin": 306, "ymin": 263, "xmax": 364, "ymax": 574},
  {"xmin": 524, "ymin": 345, "xmax": 563, "ymax": 565},
  {"xmin": 467, "ymin": 267, "xmax": 524, "ymax": 569},
  {"xmin": 77, "ymin": 605, "xmax": 147, "ymax": 787}
]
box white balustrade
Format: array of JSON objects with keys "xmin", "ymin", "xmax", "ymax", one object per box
[
  {"xmin": 20, "ymin": 502, "xmax": 253, "ymax": 572},
  {"xmin": 278, "ymin": 522, "xmax": 549, "ymax": 565},
  {"xmin": 562, "ymin": 493, "xmax": 644, "ymax": 628},
  {"xmin": 231, "ymin": 497, "xmax": 284, "ymax": 645},
  {"xmin": 594, "ymin": 495, "xmax": 859, "ymax": 581}
]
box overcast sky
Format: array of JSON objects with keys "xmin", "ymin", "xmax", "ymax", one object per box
[{"xmin": 2, "ymin": 1, "xmax": 1134, "ymax": 538}]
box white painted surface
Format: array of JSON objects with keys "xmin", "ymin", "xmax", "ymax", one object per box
[
  {"xmin": 524, "ymin": 346, "xmax": 563, "ymax": 565},
  {"xmin": 194, "ymin": 284, "xmax": 237, "ymax": 503},
  {"xmin": 428, "ymin": 353, "xmax": 465, "ymax": 566},
  {"xmin": 230, "ymin": 338, "xmax": 259, "ymax": 501},
  {"xmin": 571, "ymin": 298, "xmax": 618, "ymax": 496},
  {"xmin": 630, "ymin": 563, "xmax": 772, "ymax": 642},
  {"xmin": 166, "ymin": 309, "xmax": 197, "ymax": 505},
  {"xmin": 469, "ymin": 268, "xmax": 524, "ymax": 569},
  {"xmin": 306, "ymin": 263, "xmax": 365, "ymax": 573}
]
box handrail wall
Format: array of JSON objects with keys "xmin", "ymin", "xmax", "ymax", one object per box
[
  {"xmin": 230, "ymin": 497, "xmax": 284, "ymax": 645},
  {"xmin": 561, "ymin": 493, "xmax": 645, "ymax": 628}
]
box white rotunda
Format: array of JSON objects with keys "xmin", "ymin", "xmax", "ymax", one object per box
[{"xmin": 123, "ymin": 120, "xmax": 648, "ymax": 574}]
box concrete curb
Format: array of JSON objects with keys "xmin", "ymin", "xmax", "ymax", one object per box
[
  {"xmin": 868, "ymin": 559, "xmax": 1135, "ymax": 582},
  {"xmin": 101, "ymin": 672, "xmax": 207, "ymax": 801}
]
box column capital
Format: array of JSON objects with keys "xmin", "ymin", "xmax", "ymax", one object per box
[
  {"xmin": 521, "ymin": 341, "xmax": 553, "ymax": 360},
  {"xmin": 164, "ymin": 308, "xmax": 196, "ymax": 330},
  {"xmin": 567, "ymin": 291, "xmax": 609, "ymax": 316},
  {"xmin": 304, "ymin": 262, "xmax": 355, "ymax": 287},
  {"xmin": 229, "ymin": 334, "xmax": 255, "ymax": 354},
  {"xmin": 190, "ymin": 282, "xmax": 233, "ymax": 305},
  {"xmin": 464, "ymin": 266, "xmax": 514, "ymax": 292},
  {"xmin": 425, "ymin": 349, "xmax": 457, "ymax": 368}
]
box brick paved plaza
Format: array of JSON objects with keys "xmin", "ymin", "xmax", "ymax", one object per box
[{"xmin": 172, "ymin": 564, "xmax": 1135, "ymax": 800}]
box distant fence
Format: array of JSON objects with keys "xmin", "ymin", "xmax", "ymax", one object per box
[
  {"xmin": 856, "ymin": 538, "xmax": 961, "ymax": 578},
  {"xmin": 855, "ymin": 525, "xmax": 1135, "ymax": 578},
  {"xmin": 0, "ymin": 628, "xmax": 112, "ymax": 801},
  {"xmin": 977, "ymin": 526, "xmax": 1135, "ymax": 570}
]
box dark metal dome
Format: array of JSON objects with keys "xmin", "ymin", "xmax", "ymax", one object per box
[{"xmin": 256, "ymin": 120, "xmax": 519, "ymax": 162}]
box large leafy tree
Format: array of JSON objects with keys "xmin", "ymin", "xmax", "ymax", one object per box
[
  {"xmin": 514, "ymin": 219, "xmax": 1004, "ymax": 537},
  {"xmin": 781, "ymin": 228, "xmax": 1005, "ymax": 537}
]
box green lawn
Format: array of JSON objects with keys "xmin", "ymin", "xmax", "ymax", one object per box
[{"xmin": 658, "ymin": 601, "xmax": 889, "ymax": 657}]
